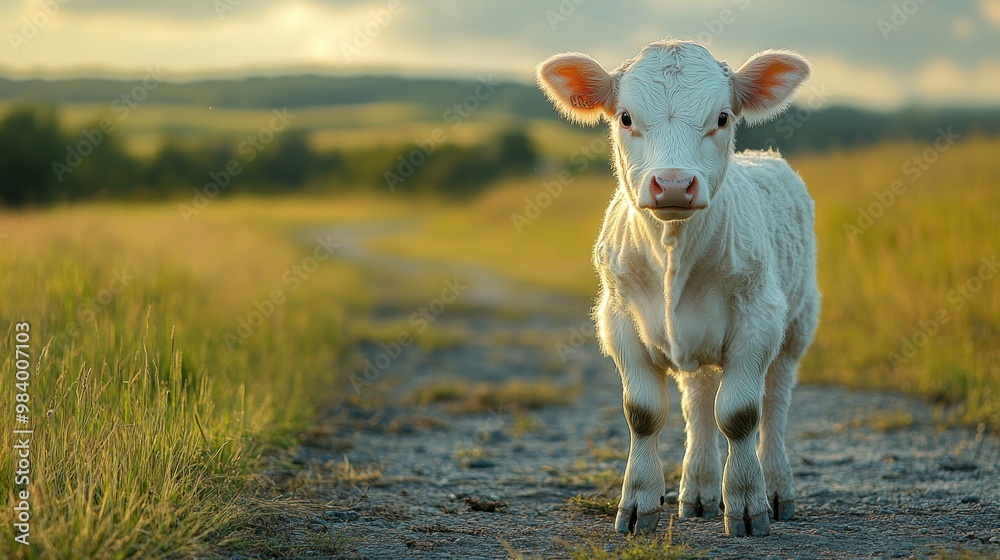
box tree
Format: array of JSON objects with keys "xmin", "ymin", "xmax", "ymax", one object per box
[{"xmin": 0, "ymin": 107, "xmax": 62, "ymax": 206}]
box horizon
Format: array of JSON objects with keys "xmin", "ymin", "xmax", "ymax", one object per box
[
  {"xmin": 3, "ymin": 69, "xmax": 1000, "ymax": 113},
  {"xmin": 2, "ymin": 1, "xmax": 999, "ymax": 110}
]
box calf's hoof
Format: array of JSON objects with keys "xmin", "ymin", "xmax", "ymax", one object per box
[
  {"xmin": 615, "ymin": 505, "xmax": 660, "ymax": 535},
  {"xmin": 724, "ymin": 509, "xmax": 770, "ymax": 537},
  {"xmin": 679, "ymin": 495, "xmax": 721, "ymax": 518},
  {"xmin": 771, "ymin": 495, "xmax": 795, "ymax": 521}
]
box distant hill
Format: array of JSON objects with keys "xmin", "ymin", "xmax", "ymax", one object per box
[
  {"xmin": 737, "ymin": 105, "xmax": 1000, "ymax": 154},
  {"xmin": 0, "ymin": 74, "xmax": 557, "ymax": 118},
  {"xmin": 2, "ymin": 74, "xmax": 1000, "ymax": 153}
]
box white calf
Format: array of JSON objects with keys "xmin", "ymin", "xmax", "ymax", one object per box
[{"xmin": 537, "ymin": 40, "xmax": 820, "ymax": 537}]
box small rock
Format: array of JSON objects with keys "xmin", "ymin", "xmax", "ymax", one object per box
[
  {"xmin": 961, "ymin": 495, "xmax": 980, "ymax": 503},
  {"xmin": 465, "ymin": 459, "xmax": 496, "ymax": 469},
  {"xmin": 939, "ymin": 461, "xmax": 977, "ymax": 472},
  {"xmin": 324, "ymin": 510, "xmax": 361, "ymax": 523},
  {"xmin": 462, "ymin": 496, "xmax": 508, "ymax": 512},
  {"xmin": 665, "ymin": 491, "xmax": 679, "ymax": 501},
  {"xmin": 475, "ymin": 429, "xmax": 509, "ymax": 443}
]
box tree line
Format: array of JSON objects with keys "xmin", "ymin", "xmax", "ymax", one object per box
[{"xmin": 0, "ymin": 106, "xmax": 545, "ymax": 207}]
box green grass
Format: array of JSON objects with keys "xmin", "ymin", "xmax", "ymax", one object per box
[
  {"xmin": 796, "ymin": 138, "xmax": 1000, "ymax": 429},
  {"xmin": 0, "ymin": 197, "xmax": 387, "ymax": 558}
]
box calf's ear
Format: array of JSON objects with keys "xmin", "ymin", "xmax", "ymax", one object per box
[
  {"xmin": 536, "ymin": 52, "xmax": 617, "ymax": 126},
  {"xmin": 732, "ymin": 50, "xmax": 810, "ymax": 125}
]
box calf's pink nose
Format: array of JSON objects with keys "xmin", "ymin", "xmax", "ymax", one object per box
[{"xmin": 649, "ymin": 169, "xmax": 696, "ymax": 208}]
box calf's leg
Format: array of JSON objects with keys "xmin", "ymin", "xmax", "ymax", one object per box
[
  {"xmin": 716, "ymin": 302, "xmax": 784, "ymax": 536},
  {"xmin": 604, "ymin": 313, "xmax": 669, "ymax": 534},
  {"xmin": 677, "ymin": 371, "xmax": 722, "ymax": 519},
  {"xmin": 758, "ymin": 352, "xmax": 797, "ymax": 521},
  {"xmin": 758, "ymin": 309, "xmax": 816, "ymax": 521}
]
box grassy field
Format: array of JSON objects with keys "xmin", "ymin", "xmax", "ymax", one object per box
[
  {"xmin": 0, "ymin": 197, "xmax": 408, "ymax": 557},
  {"xmin": 0, "ymin": 136, "xmax": 997, "ymax": 558},
  {"xmin": 0, "ymin": 101, "xmax": 602, "ymax": 159}
]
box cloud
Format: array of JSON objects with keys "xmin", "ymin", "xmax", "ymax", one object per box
[
  {"xmin": 952, "ymin": 17, "xmax": 975, "ymax": 41},
  {"xmin": 981, "ymin": 0, "xmax": 1000, "ymax": 27},
  {"xmin": 913, "ymin": 57, "xmax": 1000, "ymax": 105},
  {"xmin": 806, "ymin": 54, "xmax": 906, "ymax": 110},
  {"xmin": 0, "ymin": 1, "xmax": 370, "ymax": 73},
  {"xmin": 0, "ymin": 0, "xmax": 998, "ymax": 108}
]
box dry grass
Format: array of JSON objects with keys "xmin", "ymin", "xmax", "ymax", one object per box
[
  {"xmin": 410, "ymin": 378, "xmax": 579, "ymax": 413},
  {"xmin": 587, "ymin": 437, "xmax": 629, "ymax": 461},
  {"xmin": 566, "ymin": 493, "xmax": 619, "ymax": 515},
  {"xmin": 930, "ymin": 548, "xmax": 1000, "ymax": 560},
  {"xmin": 455, "ymin": 445, "xmax": 493, "ymax": 460},
  {"xmin": 559, "ymin": 518, "xmax": 698, "ymax": 560},
  {"xmin": 834, "ymin": 410, "xmax": 916, "ymax": 433},
  {"xmin": 558, "ymin": 463, "xmax": 623, "ymax": 494}
]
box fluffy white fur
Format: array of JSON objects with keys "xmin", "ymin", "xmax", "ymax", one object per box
[{"xmin": 537, "ymin": 39, "xmax": 820, "ymax": 537}]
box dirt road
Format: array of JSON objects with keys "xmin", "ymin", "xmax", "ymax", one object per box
[{"xmin": 268, "ymin": 224, "xmax": 999, "ymax": 559}]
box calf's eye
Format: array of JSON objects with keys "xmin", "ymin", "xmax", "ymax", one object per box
[
  {"xmin": 620, "ymin": 111, "xmax": 632, "ymax": 127},
  {"xmin": 717, "ymin": 112, "xmax": 729, "ymax": 128}
]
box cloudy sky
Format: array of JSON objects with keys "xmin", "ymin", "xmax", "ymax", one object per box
[{"xmin": 2, "ymin": 0, "xmax": 999, "ymax": 108}]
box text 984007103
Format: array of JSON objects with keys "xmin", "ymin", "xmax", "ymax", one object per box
[{"xmin": 12, "ymin": 322, "xmax": 32, "ymax": 546}]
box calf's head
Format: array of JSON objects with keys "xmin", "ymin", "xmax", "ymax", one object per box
[{"xmin": 537, "ymin": 40, "xmax": 809, "ymax": 221}]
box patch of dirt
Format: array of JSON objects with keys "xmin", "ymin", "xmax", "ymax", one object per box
[{"xmin": 257, "ymin": 224, "xmax": 1000, "ymax": 559}]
